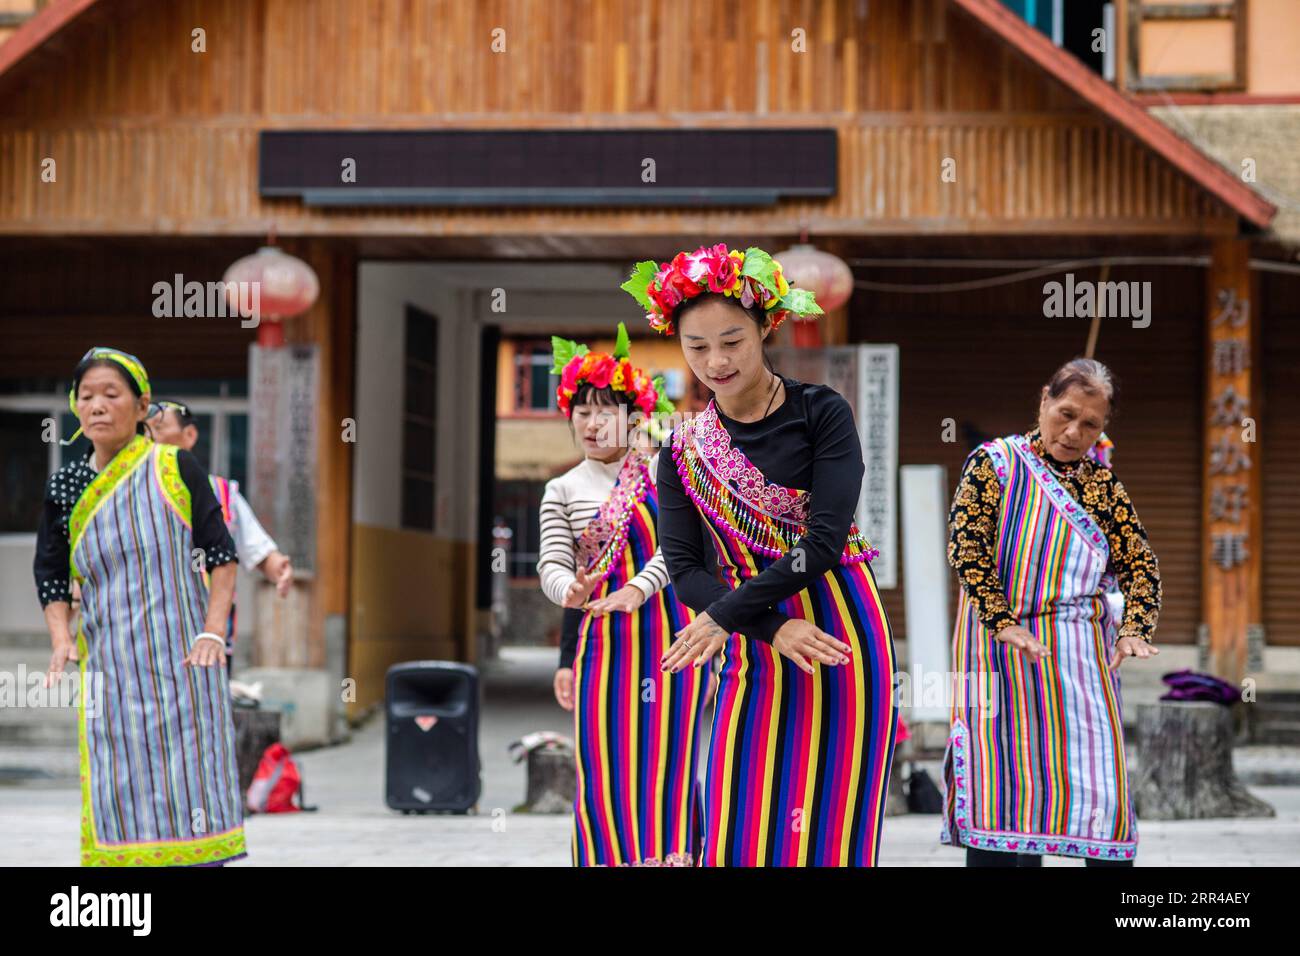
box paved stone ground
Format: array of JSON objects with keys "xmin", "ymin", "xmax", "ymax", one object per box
[{"xmin": 2, "ymin": 647, "xmax": 1298, "ymax": 866}]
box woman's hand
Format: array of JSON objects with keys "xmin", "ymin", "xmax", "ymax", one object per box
[
  {"xmin": 1109, "ymin": 635, "xmax": 1159, "ymax": 672},
  {"xmin": 994, "ymin": 624, "xmax": 1050, "ymax": 662},
  {"xmin": 772, "ymin": 619, "xmax": 851, "ymax": 675},
  {"xmin": 45, "ymin": 635, "xmax": 79, "ymax": 688},
  {"xmin": 262, "ymin": 551, "xmax": 294, "ymax": 598},
  {"xmin": 553, "ymin": 668, "xmax": 575, "ymax": 711},
  {"xmin": 183, "ymin": 635, "xmax": 227, "ymax": 669},
  {"xmin": 661, "ymin": 613, "xmax": 729, "ymax": 673},
  {"xmin": 562, "ymin": 566, "xmax": 601, "ymax": 608},
  {"xmin": 585, "ymin": 585, "xmax": 645, "ymax": 616},
  {"xmin": 42, "ymin": 601, "xmax": 77, "ymax": 689}
]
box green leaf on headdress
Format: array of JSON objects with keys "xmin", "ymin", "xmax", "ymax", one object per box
[
  {"xmin": 613, "ymin": 322, "xmax": 631, "ymax": 360},
  {"xmin": 739, "ymin": 247, "xmax": 778, "ymax": 286},
  {"xmin": 550, "ymin": 336, "xmax": 589, "ymax": 375},
  {"xmin": 651, "ymin": 374, "xmax": 675, "ymax": 416},
  {"xmin": 620, "ymin": 260, "xmax": 660, "ymax": 311},
  {"xmin": 781, "ymin": 288, "xmax": 824, "ymax": 317}
]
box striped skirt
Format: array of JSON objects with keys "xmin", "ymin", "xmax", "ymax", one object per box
[
  {"xmin": 571, "ymin": 587, "xmax": 708, "ymax": 866},
  {"xmin": 941, "ymin": 594, "xmax": 1137, "ymax": 861},
  {"xmin": 701, "ymin": 561, "xmax": 898, "ymax": 866}
]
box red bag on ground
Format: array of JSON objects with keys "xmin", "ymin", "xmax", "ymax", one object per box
[{"xmin": 246, "ymin": 742, "xmax": 311, "ymax": 813}]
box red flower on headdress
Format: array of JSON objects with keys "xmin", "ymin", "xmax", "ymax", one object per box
[
  {"xmin": 693, "ymin": 243, "xmax": 740, "ymax": 293},
  {"xmin": 559, "ymin": 358, "xmax": 583, "ymax": 394},
  {"xmin": 584, "ymin": 354, "xmax": 616, "ymax": 389}
]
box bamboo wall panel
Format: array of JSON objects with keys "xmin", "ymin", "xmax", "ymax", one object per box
[
  {"xmin": 0, "ymin": 118, "xmax": 1234, "ymax": 234},
  {"xmin": 0, "ymin": 0, "xmax": 1238, "ymax": 235}
]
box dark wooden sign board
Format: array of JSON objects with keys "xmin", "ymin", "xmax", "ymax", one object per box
[{"xmin": 259, "ymin": 128, "xmax": 837, "ymax": 207}]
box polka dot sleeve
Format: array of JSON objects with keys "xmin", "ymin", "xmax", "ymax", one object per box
[
  {"xmin": 33, "ymin": 460, "xmax": 93, "ymax": 608},
  {"xmin": 177, "ymin": 450, "xmax": 238, "ymax": 569}
]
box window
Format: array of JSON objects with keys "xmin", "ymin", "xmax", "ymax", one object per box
[
  {"xmin": 0, "ymin": 381, "xmax": 250, "ymax": 536},
  {"xmin": 1002, "ymin": 0, "xmax": 1111, "ymax": 79},
  {"xmin": 1125, "ymin": 1, "xmax": 1248, "ymax": 93},
  {"xmin": 513, "ymin": 341, "xmax": 558, "ymax": 413},
  {"xmin": 495, "ymin": 478, "xmax": 548, "ymax": 578},
  {"xmin": 0, "ymin": 411, "xmax": 49, "ymax": 534},
  {"xmin": 401, "ymin": 305, "xmax": 438, "ymax": 531}
]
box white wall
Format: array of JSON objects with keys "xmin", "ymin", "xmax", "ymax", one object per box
[
  {"xmin": 354, "ymin": 263, "xmax": 479, "ymax": 541},
  {"xmin": 0, "ymin": 536, "xmax": 44, "ymax": 633},
  {"xmin": 353, "ymin": 261, "xmax": 633, "ymax": 543}
]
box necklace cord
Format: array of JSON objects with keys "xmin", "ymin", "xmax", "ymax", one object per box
[{"xmin": 762, "ymin": 371, "xmax": 780, "ymax": 420}]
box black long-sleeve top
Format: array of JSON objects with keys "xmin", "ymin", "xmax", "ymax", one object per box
[
  {"xmin": 34, "ymin": 442, "xmax": 238, "ymax": 608},
  {"xmin": 656, "ymin": 376, "xmax": 866, "ymax": 642}
]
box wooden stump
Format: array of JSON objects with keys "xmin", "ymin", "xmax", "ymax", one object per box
[
  {"xmin": 519, "ymin": 745, "xmax": 576, "ymax": 814},
  {"xmin": 233, "ymin": 707, "xmax": 282, "ymax": 794},
  {"xmin": 1134, "ymin": 702, "xmax": 1274, "ymax": 820}
]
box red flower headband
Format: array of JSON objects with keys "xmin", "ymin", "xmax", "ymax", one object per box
[
  {"xmin": 620, "ymin": 243, "xmax": 823, "ymax": 336},
  {"xmin": 550, "ymin": 322, "xmax": 676, "ymax": 422}
]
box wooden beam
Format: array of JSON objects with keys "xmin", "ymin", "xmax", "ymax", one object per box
[
  {"xmin": 1140, "ymin": 3, "xmax": 1235, "ymax": 19},
  {"xmin": 1129, "ymin": 74, "xmax": 1239, "ymax": 92},
  {"xmin": 0, "ymin": 0, "xmax": 102, "ymax": 82},
  {"xmin": 1202, "ymin": 237, "xmax": 1261, "ymax": 685}
]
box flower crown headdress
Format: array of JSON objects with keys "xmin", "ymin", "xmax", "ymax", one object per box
[
  {"xmin": 620, "ymin": 243, "xmax": 823, "ymax": 336},
  {"xmin": 551, "ymin": 322, "xmax": 676, "ymax": 427}
]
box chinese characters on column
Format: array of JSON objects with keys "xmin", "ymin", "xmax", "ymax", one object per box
[{"xmin": 1208, "ymin": 288, "xmax": 1251, "ymax": 573}]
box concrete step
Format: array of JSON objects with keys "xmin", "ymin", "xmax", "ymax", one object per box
[
  {"xmin": 0, "ymin": 745, "xmax": 78, "ymax": 787},
  {"xmin": 0, "ymin": 633, "xmax": 58, "ymax": 651},
  {"xmin": 0, "ymin": 721, "xmax": 77, "ymax": 747}
]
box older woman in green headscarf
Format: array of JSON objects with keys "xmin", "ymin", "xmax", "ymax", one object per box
[{"xmin": 34, "ymin": 347, "xmax": 247, "ymax": 866}]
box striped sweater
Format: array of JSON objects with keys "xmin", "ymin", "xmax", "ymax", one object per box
[{"xmin": 537, "ymin": 450, "xmax": 671, "ymax": 606}]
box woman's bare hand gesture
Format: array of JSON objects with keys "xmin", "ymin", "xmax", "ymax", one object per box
[
  {"xmin": 772, "ymin": 620, "xmax": 851, "ymax": 675},
  {"xmin": 994, "ymin": 624, "xmax": 1050, "ymax": 663}
]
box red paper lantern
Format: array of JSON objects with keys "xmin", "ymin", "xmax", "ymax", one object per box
[
  {"xmin": 223, "ymin": 246, "xmax": 320, "ymax": 346},
  {"xmin": 772, "ymin": 243, "xmax": 854, "ymax": 313}
]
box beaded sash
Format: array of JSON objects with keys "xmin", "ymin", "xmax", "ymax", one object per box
[
  {"xmin": 672, "ymin": 402, "xmax": 877, "ymax": 565},
  {"xmin": 575, "ymin": 451, "xmax": 652, "ymax": 583}
]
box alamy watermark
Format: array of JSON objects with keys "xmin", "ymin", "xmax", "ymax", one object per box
[
  {"xmin": 893, "ymin": 666, "xmax": 1001, "ymax": 718},
  {"xmin": 152, "ymin": 274, "xmax": 261, "ymax": 329},
  {"xmin": 1043, "ymin": 273, "xmax": 1151, "ymax": 328},
  {"xmin": 0, "ymin": 665, "xmax": 102, "ymax": 717}
]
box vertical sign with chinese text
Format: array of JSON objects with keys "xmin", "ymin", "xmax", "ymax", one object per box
[
  {"xmin": 769, "ymin": 344, "xmax": 899, "ymax": 588},
  {"xmin": 248, "ymin": 344, "xmax": 319, "ymax": 574},
  {"xmin": 1203, "ymin": 239, "xmax": 1261, "ymax": 683}
]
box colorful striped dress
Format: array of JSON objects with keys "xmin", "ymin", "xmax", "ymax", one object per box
[
  {"xmin": 941, "ymin": 433, "xmax": 1159, "ymax": 862},
  {"xmin": 42, "ymin": 435, "xmax": 247, "ymax": 866},
  {"xmin": 547, "ymin": 450, "xmax": 708, "ymax": 866},
  {"xmin": 663, "ymin": 392, "xmax": 898, "ymax": 867}
]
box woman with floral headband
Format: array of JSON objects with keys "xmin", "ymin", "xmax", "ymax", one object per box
[
  {"xmin": 538, "ymin": 322, "xmax": 712, "ymax": 866},
  {"xmin": 33, "ymin": 347, "xmax": 246, "ymax": 866},
  {"xmin": 623, "ymin": 244, "xmax": 897, "ymax": 867},
  {"xmin": 941, "ymin": 357, "xmax": 1161, "ymax": 867}
]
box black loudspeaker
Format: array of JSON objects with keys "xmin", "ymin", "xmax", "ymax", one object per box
[{"xmin": 385, "ymin": 661, "xmax": 481, "ymax": 813}]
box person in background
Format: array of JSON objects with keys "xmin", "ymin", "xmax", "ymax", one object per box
[
  {"xmin": 538, "ymin": 323, "xmax": 707, "ymax": 866},
  {"xmin": 147, "ymin": 399, "xmax": 293, "ymax": 670}
]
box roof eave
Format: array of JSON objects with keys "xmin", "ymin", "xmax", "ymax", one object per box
[
  {"xmin": 949, "ymin": 0, "xmax": 1277, "ymax": 230},
  {"xmin": 0, "ymin": 0, "xmax": 105, "ymax": 84}
]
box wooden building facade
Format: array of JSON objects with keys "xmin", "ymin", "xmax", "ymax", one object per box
[{"xmin": 0, "ymin": 0, "xmax": 1292, "ymax": 713}]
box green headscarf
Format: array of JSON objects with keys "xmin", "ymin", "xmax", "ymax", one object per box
[{"xmin": 65, "ymin": 346, "xmax": 152, "ymax": 445}]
